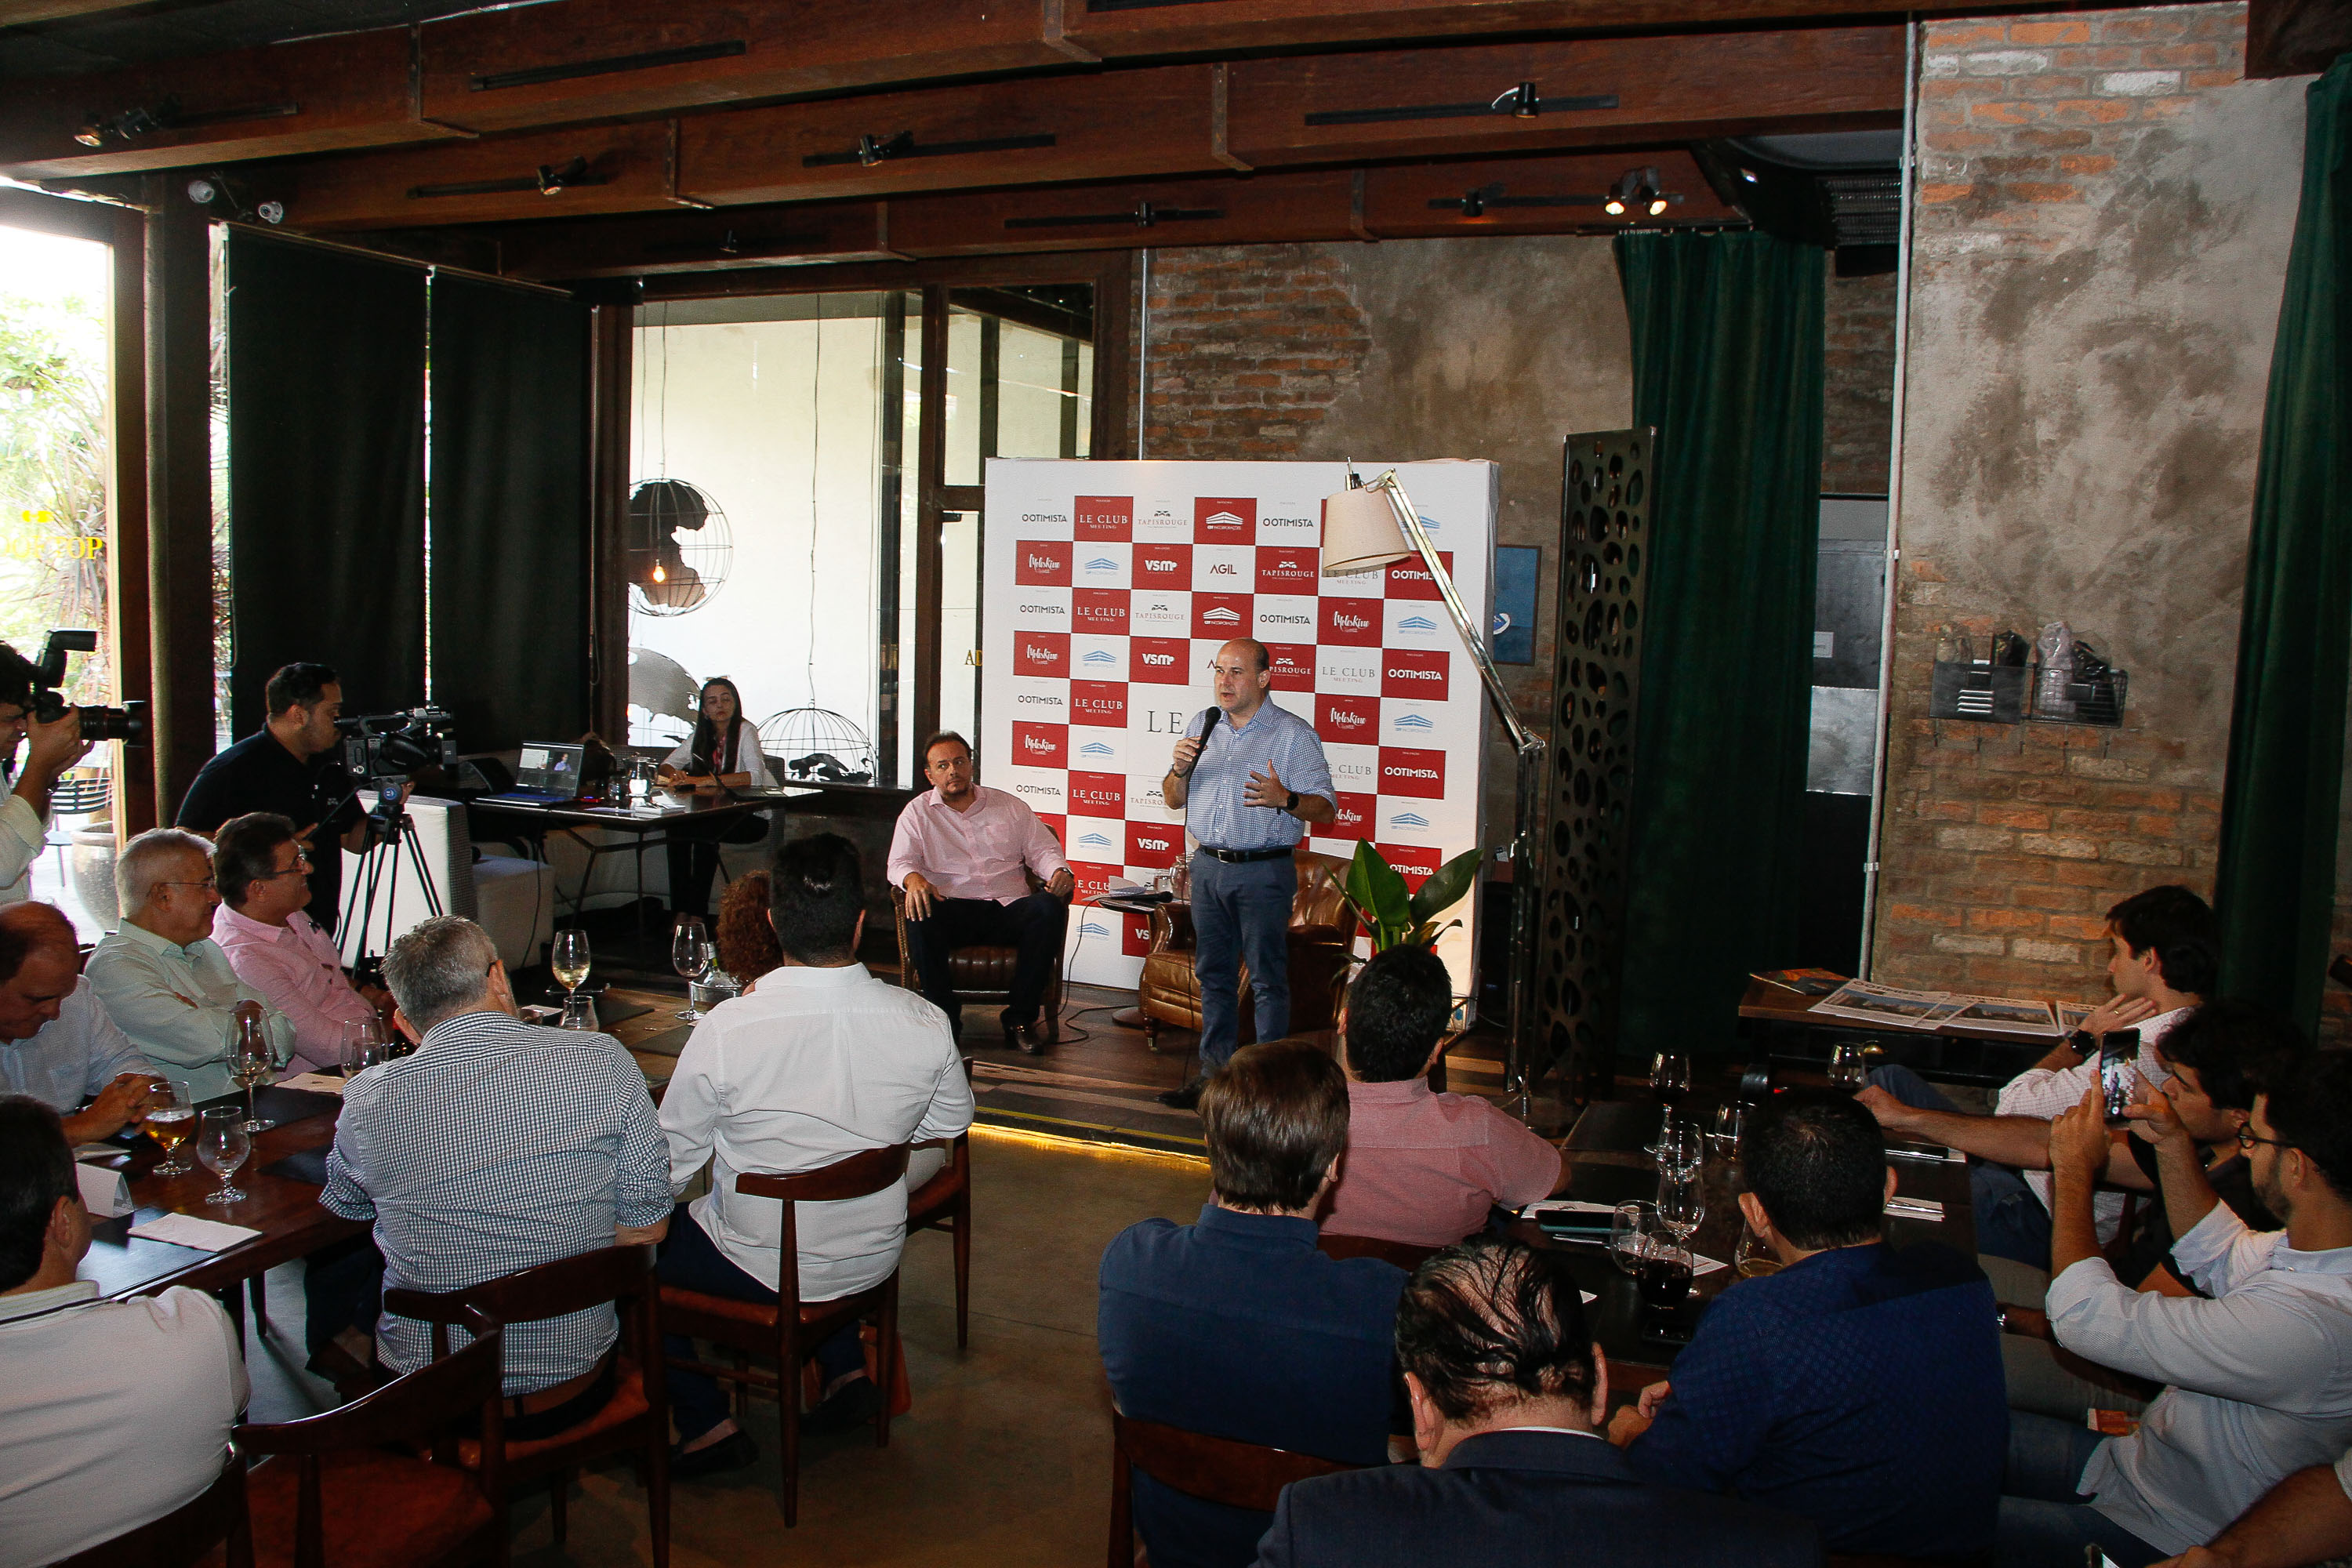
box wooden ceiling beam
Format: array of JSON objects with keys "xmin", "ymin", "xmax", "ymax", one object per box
[
  {"xmin": 492, "ymin": 200, "xmax": 902, "ymax": 279},
  {"xmin": 272, "ymin": 121, "xmax": 685, "ymax": 231},
  {"xmin": 0, "ymin": 30, "xmax": 463, "ymax": 179},
  {"xmin": 890, "ymin": 170, "xmax": 1363, "ymax": 256},
  {"xmin": 1358, "ymin": 148, "xmax": 1740, "ymax": 236}
]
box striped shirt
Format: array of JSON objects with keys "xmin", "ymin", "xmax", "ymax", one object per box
[
  {"xmin": 1182, "ymin": 700, "xmax": 1335, "ymax": 853},
  {"xmin": 321, "ymin": 1009, "xmax": 670, "ymax": 1395}
]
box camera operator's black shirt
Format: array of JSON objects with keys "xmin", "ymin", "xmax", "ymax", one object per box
[{"xmin": 176, "ymin": 730, "xmax": 361, "ymax": 935}]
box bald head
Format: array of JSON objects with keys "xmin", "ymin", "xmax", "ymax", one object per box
[
  {"xmin": 1212, "ymin": 639, "xmax": 1274, "ymax": 720},
  {"xmin": 0, "ymin": 904, "xmax": 80, "ymax": 1044},
  {"xmin": 0, "ymin": 904, "xmax": 76, "ymax": 985},
  {"xmin": 1221, "ymin": 638, "xmax": 1270, "ymax": 673}
]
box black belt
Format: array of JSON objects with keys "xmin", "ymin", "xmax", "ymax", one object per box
[{"xmin": 1196, "ymin": 844, "xmax": 1294, "ymax": 864}]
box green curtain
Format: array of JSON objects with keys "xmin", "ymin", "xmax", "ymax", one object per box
[
  {"xmin": 1613, "ymin": 231, "xmax": 1824, "ymax": 1058},
  {"xmin": 2216, "ymin": 57, "xmax": 2352, "ymax": 1034}
]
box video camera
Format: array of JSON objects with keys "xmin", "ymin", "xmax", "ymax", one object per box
[
  {"xmin": 28, "ymin": 630, "xmax": 149, "ymax": 745},
  {"xmin": 337, "ymin": 707, "xmax": 457, "ymax": 786}
]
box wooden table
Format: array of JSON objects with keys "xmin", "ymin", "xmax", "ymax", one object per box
[
  {"xmin": 1518, "ymin": 1094, "xmax": 1978, "ymax": 1374},
  {"xmin": 1739, "ymin": 978, "xmax": 2050, "ymax": 1089},
  {"xmin": 466, "ymin": 789, "xmax": 789, "ymax": 927}
]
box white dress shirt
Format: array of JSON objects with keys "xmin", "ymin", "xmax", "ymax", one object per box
[
  {"xmin": 660, "ymin": 962, "xmax": 975, "ymax": 1300},
  {"xmin": 212, "ymin": 902, "xmax": 376, "ymax": 1077},
  {"xmin": 83, "ymin": 920, "xmax": 296, "ymax": 1102},
  {"xmin": 0, "ymin": 978, "xmax": 151, "ymax": 1112},
  {"xmin": 2002, "ymin": 1006, "xmax": 2188, "ymax": 1233},
  {"xmin": 0, "ymin": 1282, "xmax": 248, "ymax": 1568},
  {"xmin": 2048, "ymin": 1202, "xmax": 2352, "ymax": 1555},
  {"xmin": 0, "ymin": 793, "xmax": 40, "ymax": 906},
  {"xmin": 662, "ymin": 733, "xmax": 777, "ymax": 785}
]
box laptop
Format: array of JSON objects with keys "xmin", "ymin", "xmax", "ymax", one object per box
[{"xmin": 479, "ymin": 742, "xmax": 584, "ymax": 806}]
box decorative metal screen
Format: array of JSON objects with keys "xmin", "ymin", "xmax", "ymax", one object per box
[{"xmin": 1534, "ymin": 427, "xmax": 1654, "ymax": 1112}]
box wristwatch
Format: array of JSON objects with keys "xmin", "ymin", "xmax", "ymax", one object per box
[
  {"xmin": 2065, "ymin": 1028, "xmax": 2097, "ymax": 1056},
  {"xmin": 1285, "ymin": 789, "xmax": 1300, "ymax": 814}
]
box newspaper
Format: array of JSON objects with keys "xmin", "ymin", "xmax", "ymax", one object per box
[
  {"xmin": 1809, "ymin": 981, "xmax": 1958, "ymax": 1028},
  {"xmin": 1936, "ymin": 993, "xmax": 2062, "ymax": 1037}
]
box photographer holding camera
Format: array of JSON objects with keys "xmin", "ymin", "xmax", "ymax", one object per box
[
  {"xmin": 176, "ymin": 662, "xmax": 372, "ymax": 935},
  {"xmin": 0, "ymin": 642, "xmax": 95, "ymax": 908}
]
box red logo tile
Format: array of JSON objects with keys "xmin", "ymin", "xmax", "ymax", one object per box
[
  {"xmin": 1014, "ymin": 540, "xmax": 1071, "ymax": 587},
  {"xmin": 1071, "ymin": 681, "xmax": 1127, "ymax": 728},
  {"xmin": 1014, "ymin": 631, "xmax": 1069, "ymax": 679},
  {"xmin": 1319, "ymin": 597, "xmax": 1382, "ymax": 647},
  {"xmin": 1129, "ymin": 637, "xmax": 1190, "ymax": 685},
  {"xmin": 1135, "ymin": 542, "xmax": 1192, "ymax": 584},
  {"xmin": 1192, "ymin": 592, "xmax": 1252, "ymax": 641},
  {"xmin": 1069, "ymin": 862, "xmax": 1120, "ymax": 901},
  {"xmin": 1069, "ymin": 771, "xmax": 1125, "ymax": 817},
  {"xmin": 1377, "ymin": 840, "xmax": 1445, "ymax": 888},
  {"xmin": 1072, "ymin": 588, "xmax": 1128, "ymax": 636},
  {"xmin": 1329, "ymin": 793, "xmax": 1375, "ymax": 841},
  {"xmin": 1377, "ymin": 746, "xmax": 1446, "ymax": 799},
  {"xmin": 1316, "ymin": 694, "xmax": 1379, "ymax": 743},
  {"xmin": 1122, "ymin": 912, "xmax": 1155, "ymax": 956},
  {"xmin": 1384, "ymin": 550, "xmax": 1454, "ymax": 601},
  {"xmin": 1011, "ymin": 722, "xmax": 1066, "ymax": 770},
  {"xmin": 1256, "ymin": 545, "xmax": 1321, "ymax": 595},
  {"xmin": 1074, "ymin": 495, "xmax": 1133, "ymax": 542},
  {"xmin": 1265, "ymin": 642, "xmax": 1315, "ymax": 692},
  {"xmin": 1127, "ymin": 821, "xmax": 1181, "ymax": 868},
  {"xmin": 1383, "ymin": 647, "xmax": 1450, "ymax": 702},
  {"xmin": 1194, "ymin": 496, "xmax": 1256, "ymax": 541}
]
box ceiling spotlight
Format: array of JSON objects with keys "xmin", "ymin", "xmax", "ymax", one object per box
[
  {"xmin": 1497, "ymin": 81, "xmax": 1541, "ymax": 119},
  {"xmin": 1606, "ymin": 166, "xmax": 1669, "ymax": 220},
  {"xmin": 536, "ymin": 156, "xmax": 591, "ymax": 195},
  {"xmin": 74, "ymin": 102, "xmax": 172, "ymax": 148},
  {"xmin": 185, "ymin": 176, "xmax": 217, "ymax": 205},
  {"xmin": 255, "ymin": 200, "xmax": 285, "ymax": 225}
]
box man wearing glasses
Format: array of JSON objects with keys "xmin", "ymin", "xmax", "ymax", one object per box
[
  {"xmin": 1157, "ymin": 638, "xmax": 1336, "ymax": 1111},
  {"xmin": 1998, "ymin": 1051, "xmax": 2352, "ymax": 1566},
  {"xmin": 211, "ymin": 812, "xmax": 389, "ymax": 1079},
  {"xmin": 0, "ymin": 641, "xmax": 93, "ymax": 908},
  {"xmin": 887, "ymin": 731, "xmax": 1074, "ymax": 1053},
  {"xmin": 84, "ymin": 829, "xmax": 292, "ymax": 1102}
]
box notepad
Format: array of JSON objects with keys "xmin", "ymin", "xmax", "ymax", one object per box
[
  {"xmin": 129, "ymin": 1213, "xmax": 261, "ymax": 1252},
  {"xmin": 278, "ymin": 1072, "xmax": 349, "ymax": 1097}
]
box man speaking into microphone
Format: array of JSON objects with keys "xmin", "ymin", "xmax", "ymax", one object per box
[{"xmin": 1157, "ymin": 639, "xmax": 1336, "ymax": 1111}]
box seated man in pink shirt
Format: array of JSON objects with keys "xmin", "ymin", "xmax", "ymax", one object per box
[
  {"xmin": 886, "ymin": 731, "xmax": 1073, "ymax": 1054},
  {"xmin": 211, "ymin": 811, "xmax": 387, "ymax": 1077},
  {"xmin": 1321, "ymin": 944, "xmax": 1564, "ymax": 1248}
]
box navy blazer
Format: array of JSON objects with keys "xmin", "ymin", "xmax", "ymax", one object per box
[
  {"xmin": 1254, "ymin": 1429, "xmax": 1822, "ymax": 1568},
  {"xmin": 1099, "ymin": 1204, "xmax": 1406, "ymax": 1568}
]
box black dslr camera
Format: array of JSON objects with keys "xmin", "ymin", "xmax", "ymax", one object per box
[
  {"xmin": 337, "ymin": 707, "xmax": 457, "ymax": 787},
  {"xmin": 27, "ymin": 630, "xmax": 149, "ymax": 745}
]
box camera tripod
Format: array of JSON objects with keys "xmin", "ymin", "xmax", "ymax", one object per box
[{"xmin": 336, "ymin": 787, "xmax": 444, "ymax": 976}]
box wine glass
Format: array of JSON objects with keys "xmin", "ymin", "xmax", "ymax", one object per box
[
  {"xmin": 1656, "ymin": 1118, "xmax": 1706, "ymax": 1179},
  {"xmin": 673, "ymin": 916, "xmax": 713, "ymax": 1023},
  {"xmin": 558, "ymin": 992, "xmax": 598, "ymax": 1031},
  {"xmin": 197, "ymin": 1106, "xmax": 249, "ymax": 1206},
  {"xmin": 552, "ymin": 928, "xmax": 591, "ymax": 1004},
  {"xmin": 144, "ymin": 1078, "xmax": 196, "ymax": 1177},
  {"xmin": 1637, "ymin": 1224, "xmax": 1695, "ymax": 1325},
  {"xmin": 1736, "ymin": 1213, "xmax": 1784, "ymax": 1278},
  {"xmin": 338, "ymin": 1017, "xmax": 387, "ymax": 1078},
  {"xmin": 1650, "ymin": 1050, "xmax": 1691, "ymax": 1109},
  {"xmin": 1657, "ymin": 1167, "xmax": 1704, "ymax": 1243},
  {"xmin": 229, "ymin": 1004, "xmax": 276, "ymax": 1132},
  {"xmin": 1828, "ymin": 1042, "xmax": 1871, "ymax": 1095},
  {"xmin": 1709, "ymin": 1102, "xmax": 1748, "ymax": 1159},
  {"xmin": 1610, "ymin": 1200, "xmax": 1657, "ymax": 1278}
]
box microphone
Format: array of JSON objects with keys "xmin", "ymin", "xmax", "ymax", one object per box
[{"xmin": 1192, "ymin": 707, "xmax": 1217, "ymax": 744}]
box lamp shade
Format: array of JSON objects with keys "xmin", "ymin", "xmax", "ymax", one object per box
[{"xmin": 1321, "ymin": 484, "xmax": 1414, "ymax": 575}]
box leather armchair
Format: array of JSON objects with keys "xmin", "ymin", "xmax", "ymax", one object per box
[
  {"xmin": 1138, "ymin": 848, "xmax": 1357, "ymax": 1051},
  {"xmin": 889, "ymin": 877, "xmax": 1069, "ymax": 1044}
]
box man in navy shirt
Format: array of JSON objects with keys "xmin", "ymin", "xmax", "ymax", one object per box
[
  {"xmin": 1612, "ymin": 1091, "xmax": 2006, "ymax": 1556},
  {"xmin": 1099, "ymin": 1039, "xmax": 1404, "ymax": 1568}
]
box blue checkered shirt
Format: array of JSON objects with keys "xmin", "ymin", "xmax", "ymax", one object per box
[
  {"xmin": 1183, "ymin": 700, "xmax": 1335, "ymax": 852},
  {"xmin": 321, "ymin": 1010, "xmax": 671, "ymax": 1395}
]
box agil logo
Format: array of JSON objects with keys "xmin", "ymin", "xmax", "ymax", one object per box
[{"xmin": 1208, "ymin": 563, "xmax": 1236, "ymax": 575}]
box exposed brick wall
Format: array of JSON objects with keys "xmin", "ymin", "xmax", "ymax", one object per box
[
  {"xmin": 1138, "ymin": 244, "xmax": 1373, "ymax": 460},
  {"xmin": 1871, "ymin": 3, "xmax": 2301, "ymax": 1000},
  {"xmin": 1823, "ymin": 260, "xmax": 1896, "ymax": 495}
]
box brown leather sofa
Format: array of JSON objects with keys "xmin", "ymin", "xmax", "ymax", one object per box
[
  {"xmin": 1138, "ymin": 848, "xmax": 1358, "ymax": 1052},
  {"xmin": 889, "ymin": 881, "xmax": 1069, "ymax": 1043}
]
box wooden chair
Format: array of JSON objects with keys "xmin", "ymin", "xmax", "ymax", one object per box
[
  {"xmin": 1315, "ymin": 1232, "xmax": 1444, "ymax": 1272},
  {"xmin": 1137, "ymin": 849, "xmax": 1358, "ymax": 1051},
  {"xmin": 660, "ymin": 1144, "xmax": 911, "ymax": 1526},
  {"xmin": 233, "ymin": 1326, "xmax": 507, "ymax": 1568},
  {"xmin": 1108, "ymin": 1406, "xmax": 1360, "ymax": 1568},
  {"xmin": 890, "ymin": 877, "xmax": 1069, "ymax": 1042},
  {"xmin": 906, "ymin": 1131, "xmax": 974, "ymax": 1349},
  {"xmin": 384, "ymin": 1247, "xmax": 669, "ymax": 1568},
  {"xmin": 51, "ymin": 1457, "xmax": 251, "ymax": 1568}
]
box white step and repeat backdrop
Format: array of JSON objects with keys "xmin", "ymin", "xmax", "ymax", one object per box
[{"xmin": 980, "ymin": 459, "xmax": 1497, "ymax": 999}]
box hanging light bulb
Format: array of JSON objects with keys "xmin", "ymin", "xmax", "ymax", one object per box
[{"xmin": 652, "ymin": 563, "xmax": 666, "ymax": 583}]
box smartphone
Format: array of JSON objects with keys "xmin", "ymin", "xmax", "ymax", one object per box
[{"xmin": 2100, "ymin": 1028, "xmax": 2140, "ymax": 1126}]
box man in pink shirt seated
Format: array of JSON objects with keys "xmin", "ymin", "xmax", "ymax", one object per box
[
  {"xmin": 1322, "ymin": 945, "xmax": 1565, "ymax": 1248},
  {"xmin": 886, "ymin": 731, "xmax": 1073, "ymax": 1054},
  {"xmin": 211, "ymin": 811, "xmax": 388, "ymax": 1077}
]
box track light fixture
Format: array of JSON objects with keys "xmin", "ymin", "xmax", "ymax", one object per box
[
  {"xmin": 1603, "ymin": 167, "xmax": 1673, "ymax": 220},
  {"xmin": 185, "ymin": 170, "xmax": 282, "ymax": 225},
  {"xmin": 537, "ymin": 156, "xmax": 592, "ymax": 195},
  {"xmin": 75, "ymin": 102, "xmax": 172, "ymax": 147}
]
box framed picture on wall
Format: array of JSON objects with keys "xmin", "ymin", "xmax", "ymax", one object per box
[{"xmin": 1494, "ymin": 546, "xmax": 1540, "ymax": 664}]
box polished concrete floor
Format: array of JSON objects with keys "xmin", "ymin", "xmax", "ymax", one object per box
[{"xmin": 247, "ymin": 1128, "xmax": 1212, "ymax": 1567}]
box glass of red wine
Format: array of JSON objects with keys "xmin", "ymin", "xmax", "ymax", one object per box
[
  {"xmin": 1650, "ymin": 1051, "xmax": 1692, "ymax": 1108},
  {"xmin": 1637, "ymin": 1226, "xmax": 1695, "ymax": 1327}
]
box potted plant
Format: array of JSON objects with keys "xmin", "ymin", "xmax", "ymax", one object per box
[{"xmin": 1339, "ymin": 840, "xmax": 1483, "ymax": 953}]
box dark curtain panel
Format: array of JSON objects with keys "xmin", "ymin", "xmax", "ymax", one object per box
[
  {"xmin": 2216, "ymin": 58, "xmax": 2352, "ymax": 1033},
  {"xmin": 1613, "ymin": 231, "xmax": 1826, "ymax": 1058},
  {"xmin": 427, "ymin": 277, "xmax": 592, "ymax": 750},
  {"xmin": 227, "ymin": 234, "xmax": 426, "ymax": 731}
]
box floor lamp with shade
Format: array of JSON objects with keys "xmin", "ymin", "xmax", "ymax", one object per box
[{"xmin": 1321, "ymin": 467, "xmax": 1546, "ymax": 1119}]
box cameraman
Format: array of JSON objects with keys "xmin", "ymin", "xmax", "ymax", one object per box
[
  {"xmin": 0, "ymin": 641, "xmax": 94, "ymax": 908},
  {"xmin": 176, "ymin": 663, "xmax": 368, "ymax": 935}
]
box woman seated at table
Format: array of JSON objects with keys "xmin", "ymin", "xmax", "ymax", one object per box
[{"xmin": 657, "ymin": 677, "xmax": 776, "ymax": 924}]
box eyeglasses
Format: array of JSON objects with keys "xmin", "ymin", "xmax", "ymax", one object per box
[
  {"xmin": 2237, "ymin": 1127, "xmax": 2293, "ymax": 1154},
  {"xmin": 256, "ymin": 858, "xmax": 311, "ymax": 880}
]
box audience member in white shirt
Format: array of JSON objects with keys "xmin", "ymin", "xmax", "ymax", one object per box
[
  {"xmin": 0, "ymin": 902, "xmax": 162, "ymax": 1142},
  {"xmin": 1999, "ymin": 1052, "xmax": 2352, "ymax": 1566},
  {"xmin": 657, "ymin": 833, "xmax": 974, "ymax": 1479},
  {"xmin": 1858, "ymin": 883, "xmax": 2216, "ymax": 1269},
  {"xmin": 210, "ymin": 811, "xmax": 388, "ymax": 1076},
  {"xmin": 0, "ymin": 1095, "xmax": 246, "ymax": 1568},
  {"xmin": 2157, "ymin": 1447, "xmax": 2352, "ymax": 1568}
]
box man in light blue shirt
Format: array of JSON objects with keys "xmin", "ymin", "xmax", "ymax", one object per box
[{"xmin": 1158, "ymin": 638, "xmax": 1335, "ymax": 1109}]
